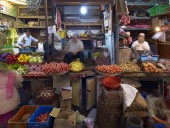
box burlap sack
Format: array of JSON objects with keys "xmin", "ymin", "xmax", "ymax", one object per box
[
  {"xmin": 97, "ymin": 96, "xmax": 121, "ymax": 128},
  {"xmin": 125, "ymin": 92, "xmax": 147, "ymax": 112}
]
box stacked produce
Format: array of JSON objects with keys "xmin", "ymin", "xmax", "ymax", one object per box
[
  {"xmin": 143, "ymin": 62, "xmax": 163, "ymax": 73},
  {"xmin": 120, "ymin": 61, "xmax": 140, "ymax": 72},
  {"xmin": 6, "ymin": 54, "xmax": 18, "ymax": 64},
  {"xmin": 69, "ymin": 60, "xmax": 84, "ymax": 72},
  {"xmin": 17, "ymin": 54, "xmax": 29, "ymax": 63},
  {"xmin": 28, "ymin": 55, "xmax": 43, "ymax": 63},
  {"xmin": 96, "ymin": 64, "xmax": 122, "ymax": 74},
  {"xmin": 41, "ymin": 62, "xmax": 70, "ymax": 74},
  {"xmin": 36, "ymin": 113, "xmax": 49, "ymax": 122},
  {"xmin": 17, "ymin": 66, "xmax": 28, "ymax": 75}
]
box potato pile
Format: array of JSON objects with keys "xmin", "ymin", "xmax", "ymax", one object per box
[
  {"xmin": 143, "ymin": 62, "xmax": 162, "ymax": 73},
  {"xmin": 96, "ymin": 64, "xmax": 122, "ymax": 74},
  {"xmin": 120, "ymin": 61, "xmax": 140, "ymax": 72}
]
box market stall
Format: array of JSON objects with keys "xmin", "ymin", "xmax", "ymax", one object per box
[{"xmin": 0, "ymin": 0, "xmax": 170, "ymax": 128}]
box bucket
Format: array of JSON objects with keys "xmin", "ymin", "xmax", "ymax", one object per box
[
  {"xmin": 126, "ymin": 116, "xmax": 143, "ymax": 128},
  {"xmin": 154, "ymin": 124, "xmax": 166, "ymax": 128}
]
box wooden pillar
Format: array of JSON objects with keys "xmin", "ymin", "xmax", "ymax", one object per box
[
  {"xmin": 51, "ymin": 0, "xmax": 55, "ymax": 56},
  {"xmin": 113, "ymin": 0, "xmax": 119, "ymax": 64},
  {"xmin": 44, "ymin": 0, "xmax": 49, "ymax": 58}
]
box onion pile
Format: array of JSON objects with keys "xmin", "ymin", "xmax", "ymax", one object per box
[{"xmin": 41, "ymin": 62, "xmax": 70, "ymax": 74}]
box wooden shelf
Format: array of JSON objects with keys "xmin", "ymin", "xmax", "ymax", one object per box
[
  {"xmin": 127, "ymin": 2, "xmax": 156, "ymax": 6},
  {"xmin": 130, "ymin": 16, "xmax": 151, "ymax": 20},
  {"xmin": 17, "ymin": 26, "xmax": 46, "ymax": 29},
  {"xmin": 123, "ymin": 28, "xmax": 153, "ymax": 31},
  {"xmin": 63, "ymin": 22, "xmax": 103, "ymax": 26},
  {"xmin": 17, "ymin": 16, "xmax": 52, "ymax": 19}
]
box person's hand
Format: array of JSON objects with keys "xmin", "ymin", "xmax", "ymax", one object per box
[{"xmin": 73, "ymin": 51, "xmax": 77, "ymax": 55}]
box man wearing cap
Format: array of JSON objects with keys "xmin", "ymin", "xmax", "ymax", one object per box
[
  {"xmin": 131, "ymin": 33, "xmax": 150, "ymax": 59},
  {"xmin": 64, "ymin": 33, "xmax": 84, "ymax": 64}
]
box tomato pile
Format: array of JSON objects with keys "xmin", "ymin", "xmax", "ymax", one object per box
[
  {"xmin": 96, "ymin": 64, "xmax": 122, "ymax": 74},
  {"xmin": 6, "ymin": 55, "xmax": 18, "ymax": 64},
  {"xmin": 36, "ymin": 113, "xmax": 49, "ymax": 122},
  {"xmin": 41, "ymin": 62, "xmax": 70, "ymax": 74}
]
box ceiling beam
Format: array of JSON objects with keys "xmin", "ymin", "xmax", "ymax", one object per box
[{"xmin": 54, "ymin": 0, "xmax": 112, "ymax": 5}]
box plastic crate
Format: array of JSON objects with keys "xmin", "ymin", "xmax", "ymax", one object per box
[
  {"xmin": 159, "ymin": 5, "xmax": 169, "ymax": 14},
  {"xmin": 28, "ymin": 106, "xmax": 54, "ymax": 128},
  {"xmin": 149, "ymin": 5, "xmax": 169, "ymax": 16},
  {"xmin": 8, "ymin": 105, "xmax": 38, "ymax": 128},
  {"xmin": 149, "ymin": 6, "xmax": 158, "ymax": 17}
]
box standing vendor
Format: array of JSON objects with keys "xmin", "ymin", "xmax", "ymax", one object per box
[
  {"xmin": 131, "ymin": 33, "xmax": 150, "ymax": 59},
  {"xmin": 64, "ymin": 33, "xmax": 84, "ymax": 64},
  {"xmin": 17, "ymin": 29, "xmax": 39, "ymax": 49}
]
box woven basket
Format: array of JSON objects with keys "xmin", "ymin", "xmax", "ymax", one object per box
[
  {"xmin": 97, "ymin": 96, "xmax": 121, "ymax": 128},
  {"xmin": 102, "ymin": 86, "xmax": 123, "ymax": 107}
]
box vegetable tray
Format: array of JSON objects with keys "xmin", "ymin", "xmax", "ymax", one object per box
[{"xmin": 8, "ymin": 105, "xmax": 38, "ymax": 128}]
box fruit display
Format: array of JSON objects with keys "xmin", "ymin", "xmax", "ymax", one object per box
[
  {"xmin": 0, "ymin": 49, "xmax": 13, "ymax": 54},
  {"xmin": 69, "ymin": 60, "xmax": 84, "ymax": 72},
  {"xmin": 120, "ymin": 61, "xmax": 140, "ymax": 72},
  {"xmin": 28, "ymin": 55, "xmax": 43, "ymax": 64},
  {"xmin": 17, "ymin": 54, "xmax": 29, "ymax": 63},
  {"xmin": 36, "ymin": 113, "xmax": 49, "ymax": 122},
  {"xmin": 8, "ymin": 63, "xmax": 20, "ymax": 70},
  {"xmin": 6, "ymin": 54, "xmax": 18, "ymax": 64},
  {"xmin": 143, "ymin": 62, "xmax": 163, "ymax": 73},
  {"xmin": 41, "ymin": 62, "xmax": 70, "ymax": 74},
  {"xmin": 96, "ymin": 64, "xmax": 122, "ymax": 74}
]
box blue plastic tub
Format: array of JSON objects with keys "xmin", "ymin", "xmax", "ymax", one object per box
[
  {"xmin": 141, "ymin": 55, "xmax": 159, "ymax": 61},
  {"xmin": 154, "ymin": 124, "xmax": 166, "ymax": 128},
  {"xmin": 28, "ymin": 106, "xmax": 54, "ymax": 128}
]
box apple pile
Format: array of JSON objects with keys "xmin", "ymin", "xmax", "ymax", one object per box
[{"xmin": 29, "ymin": 55, "xmax": 43, "ymax": 64}]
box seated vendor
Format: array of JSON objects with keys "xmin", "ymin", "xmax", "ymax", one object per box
[
  {"xmin": 64, "ymin": 33, "xmax": 84, "ymax": 64},
  {"xmin": 17, "ymin": 29, "xmax": 39, "ymax": 49},
  {"xmin": 131, "ymin": 33, "xmax": 150, "ymax": 58},
  {"xmin": 147, "ymin": 88, "xmax": 170, "ymax": 128}
]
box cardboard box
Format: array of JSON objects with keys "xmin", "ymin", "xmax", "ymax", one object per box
[
  {"xmin": 50, "ymin": 108, "xmax": 76, "ymax": 128},
  {"xmin": 60, "ymin": 99, "xmax": 71, "ymax": 110},
  {"xmin": 61, "ymin": 87, "xmax": 72, "ymax": 100}
]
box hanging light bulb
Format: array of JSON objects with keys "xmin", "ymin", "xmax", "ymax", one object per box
[
  {"xmin": 80, "ymin": 6, "xmax": 87, "ymax": 15},
  {"xmin": 155, "ymin": 26, "xmax": 160, "ymax": 32}
]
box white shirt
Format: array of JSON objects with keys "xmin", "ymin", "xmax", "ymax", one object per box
[
  {"xmin": 132, "ymin": 41, "xmax": 150, "ymax": 51},
  {"xmin": 67, "ymin": 39, "xmax": 84, "ymax": 53},
  {"xmin": 17, "ymin": 34, "xmax": 38, "ymax": 47}
]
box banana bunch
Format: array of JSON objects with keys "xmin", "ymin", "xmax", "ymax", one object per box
[
  {"xmin": 69, "ymin": 60, "xmax": 84, "ymax": 72},
  {"xmin": 120, "ymin": 61, "xmax": 140, "ymax": 72}
]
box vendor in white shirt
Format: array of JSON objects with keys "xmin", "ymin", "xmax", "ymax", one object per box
[
  {"xmin": 64, "ymin": 32, "xmax": 84, "ymax": 64},
  {"xmin": 17, "ymin": 29, "xmax": 39, "ymax": 49},
  {"xmin": 131, "ymin": 33, "xmax": 150, "ymax": 59}
]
